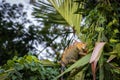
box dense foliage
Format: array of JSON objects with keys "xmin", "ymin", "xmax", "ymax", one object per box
[
  {"xmin": 0, "ymin": 55, "xmax": 59, "ymax": 80},
  {"xmin": 0, "ymin": 0, "xmax": 120, "ymax": 80},
  {"xmin": 33, "ymin": 0, "xmax": 120, "ymax": 80}
]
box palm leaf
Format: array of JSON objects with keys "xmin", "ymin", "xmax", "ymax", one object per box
[{"xmin": 48, "ymin": 0, "xmax": 83, "ymax": 36}]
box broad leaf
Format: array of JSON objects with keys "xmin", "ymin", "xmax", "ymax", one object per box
[
  {"xmin": 89, "ymin": 42, "xmax": 106, "ymax": 80},
  {"xmin": 90, "ymin": 42, "xmax": 106, "ymax": 63}
]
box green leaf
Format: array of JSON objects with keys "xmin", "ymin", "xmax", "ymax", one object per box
[
  {"xmin": 31, "ymin": 66, "xmax": 38, "ymax": 71},
  {"xmin": 95, "ymin": 27, "xmax": 104, "ymax": 32},
  {"xmin": 48, "ymin": 0, "xmax": 83, "ymax": 36},
  {"xmin": 68, "ymin": 67, "xmax": 87, "ymax": 80},
  {"xmin": 0, "ymin": 73, "xmax": 7, "ymax": 80},
  {"xmin": 110, "ymin": 39, "xmax": 119, "ymax": 43},
  {"xmin": 12, "ymin": 75, "xmax": 17, "ymax": 80},
  {"xmin": 107, "ymin": 55, "xmax": 116, "ymax": 63},
  {"xmin": 114, "ymin": 43, "xmax": 120, "ymax": 57},
  {"xmin": 7, "ymin": 60, "xmax": 14, "ymax": 67},
  {"xmin": 39, "ymin": 60, "xmax": 57, "ymax": 66},
  {"xmin": 24, "ymin": 63, "xmax": 30, "ymax": 69},
  {"xmin": 14, "ymin": 63, "xmax": 24, "ymax": 70}
]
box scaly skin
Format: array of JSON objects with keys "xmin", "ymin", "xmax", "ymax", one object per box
[
  {"xmin": 60, "ymin": 41, "xmax": 87, "ymax": 80},
  {"xmin": 61, "ymin": 41, "xmax": 87, "ymax": 65}
]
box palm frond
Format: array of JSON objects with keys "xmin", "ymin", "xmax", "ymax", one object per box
[{"xmin": 48, "ymin": 0, "xmax": 83, "ymax": 36}]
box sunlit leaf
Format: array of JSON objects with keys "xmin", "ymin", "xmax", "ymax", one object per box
[
  {"xmin": 114, "ymin": 43, "xmax": 120, "ymax": 57},
  {"xmin": 107, "ymin": 55, "xmax": 116, "ymax": 63},
  {"xmin": 110, "ymin": 39, "xmax": 119, "ymax": 43},
  {"xmin": 48, "ymin": 0, "xmax": 83, "ymax": 36}
]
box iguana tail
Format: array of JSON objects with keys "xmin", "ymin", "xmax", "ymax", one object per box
[{"xmin": 60, "ymin": 61, "xmax": 66, "ymax": 80}]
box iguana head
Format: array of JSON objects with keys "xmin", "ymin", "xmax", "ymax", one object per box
[{"xmin": 73, "ymin": 41, "xmax": 87, "ymax": 55}]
